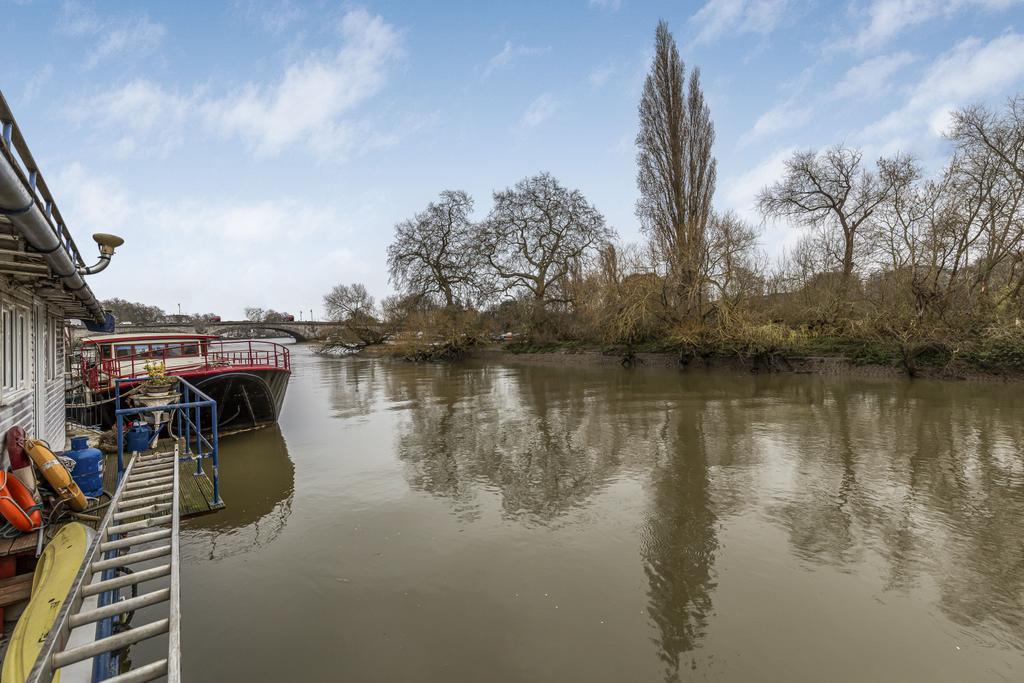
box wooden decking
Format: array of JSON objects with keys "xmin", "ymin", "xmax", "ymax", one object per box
[
  {"xmin": 102, "ymin": 447, "xmax": 225, "ymax": 518},
  {"xmin": 0, "ymin": 530, "xmax": 41, "ymax": 558}
]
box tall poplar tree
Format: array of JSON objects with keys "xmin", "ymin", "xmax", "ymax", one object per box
[{"xmin": 636, "ymin": 21, "xmax": 717, "ymax": 318}]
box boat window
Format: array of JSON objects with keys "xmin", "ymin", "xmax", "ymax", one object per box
[
  {"xmin": 99, "ymin": 344, "xmax": 112, "ymax": 360},
  {"xmin": 133, "ymin": 344, "xmax": 151, "ymax": 357},
  {"xmin": 150, "ymin": 343, "xmax": 167, "ymax": 358},
  {"xmin": 182, "ymin": 343, "xmax": 199, "ymax": 356},
  {"xmin": 115, "ymin": 345, "xmax": 133, "ymax": 358}
]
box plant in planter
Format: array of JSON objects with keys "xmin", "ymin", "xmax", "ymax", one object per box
[{"xmin": 132, "ymin": 361, "xmax": 180, "ymax": 407}]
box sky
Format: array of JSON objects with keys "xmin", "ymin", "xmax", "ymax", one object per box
[{"xmin": 3, "ymin": 0, "xmax": 1024, "ymax": 320}]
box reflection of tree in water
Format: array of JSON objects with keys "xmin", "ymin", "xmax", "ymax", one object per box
[
  {"xmin": 765, "ymin": 384, "xmax": 862, "ymax": 568},
  {"xmin": 391, "ymin": 364, "xmax": 640, "ymax": 523},
  {"xmin": 320, "ymin": 356, "xmax": 383, "ymax": 420},
  {"xmin": 387, "ymin": 359, "xmax": 1024, "ymax": 659},
  {"xmin": 639, "ymin": 402, "xmax": 718, "ymax": 682},
  {"xmin": 180, "ymin": 425, "xmax": 295, "ymax": 562},
  {"xmin": 761, "ymin": 378, "xmax": 1024, "ymax": 647}
]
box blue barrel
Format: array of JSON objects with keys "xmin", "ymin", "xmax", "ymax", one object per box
[
  {"xmin": 66, "ymin": 435, "xmax": 104, "ymax": 498},
  {"xmin": 125, "ymin": 424, "xmax": 153, "ymax": 453}
]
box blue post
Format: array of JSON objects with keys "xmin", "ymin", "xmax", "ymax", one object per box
[
  {"xmin": 176, "ymin": 399, "xmax": 183, "ymax": 449},
  {"xmin": 115, "ymin": 413, "xmax": 124, "ymax": 479},
  {"xmin": 195, "ymin": 398, "xmax": 202, "ymax": 475},
  {"xmin": 184, "ymin": 383, "xmax": 192, "ymax": 456},
  {"xmin": 210, "ymin": 402, "xmax": 220, "ymax": 504}
]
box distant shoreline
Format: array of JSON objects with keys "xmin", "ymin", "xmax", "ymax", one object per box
[{"xmin": 456, "ymin": 346, "xmax": 1024, "ymax": 384}]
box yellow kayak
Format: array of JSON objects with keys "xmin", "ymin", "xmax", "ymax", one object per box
[{"xmin": 2, "ymin": 523, "xmax": 94, "ymax": 683}]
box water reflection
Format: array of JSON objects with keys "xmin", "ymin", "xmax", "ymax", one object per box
[
  {"xmin": 181, "ymin": 424, "xmax": 295, "ymax": 562},
  {"xmin": 640, "ymin": 405, "xmax": 717, "ymax": 681},
  {"xmin": 373, "ymin": 360, "xmax": 1024, "ymax": 671},
  {"xmin": 390, "ymin": 364, "xmax": 645, "ymax": 523}
]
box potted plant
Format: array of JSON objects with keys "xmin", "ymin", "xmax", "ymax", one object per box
[{"xmin": 131, "ymin": 360, "xmax": 180, "ymax": 408}]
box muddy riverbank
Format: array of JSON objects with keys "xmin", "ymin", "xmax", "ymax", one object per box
[{"xmin": 463, "ymin": 346, "xmax": 1024, "ymax": 383}]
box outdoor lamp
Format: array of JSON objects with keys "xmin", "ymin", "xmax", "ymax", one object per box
[{"xmin": 78, "ymin": 232, "xmax": 125, "ymax": 275}]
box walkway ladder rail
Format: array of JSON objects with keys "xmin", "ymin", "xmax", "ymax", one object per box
[{"xmin": 25, "ymin": 448, "xmax": 181, "ymax": 682}]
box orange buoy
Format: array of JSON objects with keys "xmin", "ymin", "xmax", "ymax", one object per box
[{"xmin": 0, "ymin": 470, "xmax": 42, "ymax": 533}]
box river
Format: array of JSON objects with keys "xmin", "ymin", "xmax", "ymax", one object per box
[{"xmin": 175, "ymin": 341, "xmax": 1024, "ymax": 681}]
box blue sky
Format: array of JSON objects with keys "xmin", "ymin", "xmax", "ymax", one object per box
[{"xmin": 4, "ymin": 0, "xmax": 1024, "ymax": 319}]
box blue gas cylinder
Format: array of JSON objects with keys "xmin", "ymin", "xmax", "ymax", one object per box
[
  {"xmin": 66, "ymin": 435, "xmax": 104, "ymax": 498},
  {"xmin": 125, "ymin": 424, "xmax": 153, "ymax": 453}
]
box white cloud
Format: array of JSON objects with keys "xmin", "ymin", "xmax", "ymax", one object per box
[
  {"xmin": 860, "ymin": 32, "xmax": 1024, "ymax": 147},
  {"xmin": 205, "ymin": 9, "xmax": 403, "ymax": 157},
  {"xmin": 73, "ymin": 9, "xmax": 404, "ymax": 160},
  {"xmin": 519, "ymin": 94, "xmax": 557, "ymax": 129},
  {"xmin": 690, "ymin": 0, "xmax": 789, "ymax": 45},
  {"xmin": 51, "ymin": 163, "xmax": 359, "ymax": 318},
  {"xmin": 57, "ymin": 1, "xmax": 165, "ymax": 69},
  {"xmin": 741, "ymin": 102, "xmax": 811, "ymax": 143},
  {"xmin": 829, "ymin": 51, "xmax": 917, "ymax": 100},
  {"xmin": 57, "ymin": 0, "xmax": 100, "ymax": 36},
  {"xmin": 588, "ymin": 65, "xmax": 616, "ymax": 88},
  {"xmin": 484, "ymin": 41, "xmax": 550, "ymax": 78},
  {"xmin": 588, "ymin": 0, "xmax": 622, "ymax": 10},
  {"xmin": 85, "ymin": 15, "xmax": 165, "ymax": 69},
  {"xmin": 70, "ymin": 80, "xmax": 196, "ymax": 157},
  {"xmin": 234, "ymin": 0, "xmax": 305, "ymax": 34},
  {"xmin": 845, "ymin": 0, "xmax": 1023, "ymax": 52},
  {"xmin": 20, "ymin": 65, "xmax": 54, "ymax": 105}
]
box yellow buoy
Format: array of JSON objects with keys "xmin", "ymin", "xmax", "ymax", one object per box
[
  {"xmin": 2, "ymin": 523, "xmax": 94, "ymax": 682},
  {"xmin": 23, "ymin": 439, "xmax": 87, "ymax": 512}
]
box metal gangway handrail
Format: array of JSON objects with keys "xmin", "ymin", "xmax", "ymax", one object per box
[
  {"xmin": 114, "ymin": 376, "xmax": 222, "ymax": 506},
  {"xmin": 25, "ymin": 447, "xmax": 181, "ymax": 682}
]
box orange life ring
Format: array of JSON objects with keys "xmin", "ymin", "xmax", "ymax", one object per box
[{"xmin": 0, "ymin": 470, "xmax": 42, "ymax": 533}]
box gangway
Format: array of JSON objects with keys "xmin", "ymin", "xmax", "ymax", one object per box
[
  {"xmin": 25, "ymin": 447, "xmax": 182, "ymax": 682},
  {"xmin": 25, "ymin": 375, "xmax": 224, "ymax": 680}
]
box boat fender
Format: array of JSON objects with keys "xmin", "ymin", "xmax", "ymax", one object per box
[
  {"xmin": 23, "ymin": 438, "xmax": 88, "ymax": 513},
  {"xmin": 0, "ymin": 470, "xmax": 42, "ymax": 533},
  {"xmin": 4, "ymin": 426, "xmax": 37, "ymax": 496}
]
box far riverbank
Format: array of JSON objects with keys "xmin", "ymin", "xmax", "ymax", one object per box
[{"xmin": 344, "ymin": 343, "xmax": 1024, "ymax": 384}]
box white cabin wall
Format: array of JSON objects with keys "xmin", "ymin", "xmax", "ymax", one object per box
[{"xmin": 0, "ymin": 277, "xmax": 68, "ymax": 467}]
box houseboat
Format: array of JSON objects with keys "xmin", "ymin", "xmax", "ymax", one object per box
[{"xmin": 74, "ymin": 332, "xmax": 291, "ymax": 432}]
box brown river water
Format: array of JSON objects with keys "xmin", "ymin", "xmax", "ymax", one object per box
[{"xmin": 168, "ymin": 341, "xmax": 1024, "ymax": 681}]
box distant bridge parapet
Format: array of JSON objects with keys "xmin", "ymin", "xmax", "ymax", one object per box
[{"xmin": 71, "ymin": 320, "xmax": 335, "ymax": 343}]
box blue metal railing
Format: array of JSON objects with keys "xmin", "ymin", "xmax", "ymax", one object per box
[{"xmin": 113, "ymin": 376, "xmax": 221, "ymax": 505}]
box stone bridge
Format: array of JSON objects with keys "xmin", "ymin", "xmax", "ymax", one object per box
[{"xmin": 71, "ymin": 320, "xmax": 334, "ymax": 343}]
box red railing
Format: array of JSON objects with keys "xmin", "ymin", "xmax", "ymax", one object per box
[{"xmin": 81, "ymin": 339, "xmax": 291, "ymax": 390}]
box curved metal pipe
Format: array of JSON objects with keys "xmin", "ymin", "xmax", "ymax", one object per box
[
  {"xmin": 78, "ymin": 254, "xmax": 111, "ymax": 276},
  {"xmin": 0, "ymin": 149, "xmax": 105, "ymax": 322}
]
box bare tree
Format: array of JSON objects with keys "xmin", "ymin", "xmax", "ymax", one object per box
[
  {"xmin": 243, "ymin": 307, "xmax": 289, "ymax": 323},
  {"xmin": 477, "ymin": 173, "xmax": 613, "ymax": 316},
  {"xmin": 704, "ymin": 211, "xmax": 762, "ymax": 314},
  {"xmin": 636, "ymin": 20, "xmax": 717, "ymax": 317},
  {"xmin": 387, "ymin": 190, "xmax": 480, "ymax": 308},
  {"xmin": 324, "ymin": 283, "xmax": 376, "ymax": 322},
  {"xmin": 951, "ymin": 96, "xmax": 1024, "ymax": 183},
  {"xmin": 244, "ymin": 306, "xmax": 266, "ymax": 323},
  {"xmin": 320, "ymin": 283, "xmax": 389, "ymax": 352},
  {"xmin": 758, "ymin": 146, "xmax": 911, "ymax": 289},
  {"xmin": 103, "ymin": 298, "xmax": 166, "ymax": 324}
]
